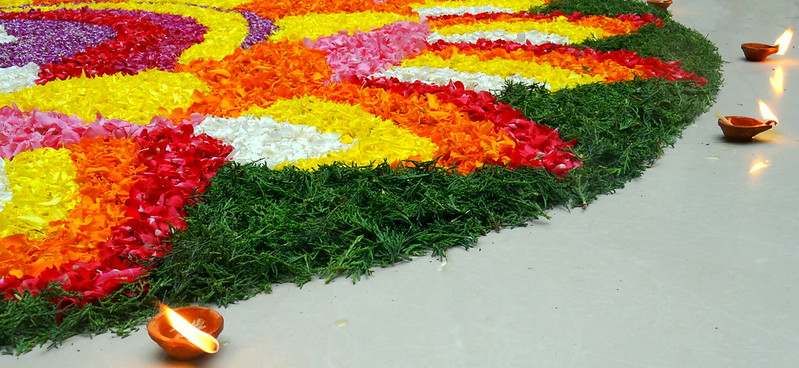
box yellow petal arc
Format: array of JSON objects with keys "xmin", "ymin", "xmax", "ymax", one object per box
[
  {"xmin": 0, "ymin": 71, "xmax": 209, "ymax": 125},
  {"xmin": 1, "ymin": 1, "xmax": 249, "ymax": 63},
  {"xmin": 0, "ymin": 148, "xmax": 79, "ymax": 240},
  {"xmin": 401, "ymin": 52, "xmax": 604, "ymax": 91},
  {"xmin": 271, "ymin": 12, "xmax": 416, "ymax": 42},
  {"xmin": 247, "ymin": 96, "xmax": 439, "ymax": 169}
]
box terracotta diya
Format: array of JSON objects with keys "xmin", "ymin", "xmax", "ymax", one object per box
[
  {"xmin": 717, "ymin": 115, "xmax": 777, "ymax": 141},
  {"xmin": 147, "ymin": 305, "xmax": 224, "ymax": 361},
  {"xmin": 741, "ymin": 43, "xmax": 779, "ymax": 61},
  {"xmin": 647, "ymin": 0, "xmax": 672, "ymax": 10},
  {"xmin": 742, "ymin": 28, "xmax": 794, "ymax": 61}
]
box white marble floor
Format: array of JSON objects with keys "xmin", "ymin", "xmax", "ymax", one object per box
[{"xmin": 4, "ymin": 0, "xmax": 799, "ymax": 367}]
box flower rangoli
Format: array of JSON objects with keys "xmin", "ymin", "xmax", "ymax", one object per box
[{"xmin": 0, "ymin": 0, "xmax": 720, "ymax": 352}]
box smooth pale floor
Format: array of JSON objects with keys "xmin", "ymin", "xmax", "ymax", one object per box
[{"xmin": 4, "ymin": 0, "xmax": 799, "ymax": 367}]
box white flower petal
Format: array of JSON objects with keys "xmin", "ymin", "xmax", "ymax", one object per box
[
  {"xmin": 413, "ymin": 6, "xmax": 514, "ymax": 18},
  {"xmin": 427, "ymin": 30, "xmax": 570, "ymax": 45},
  {"xmin": 0, "ymin": 63, "xmax": 41, "ymax": 93},
  {"xmin": 0, "ymin": 159, "xmax": 11, "ymax": 212},
  {"xmin": 370, "ymin": 66, "xmax": 549, "ymax": 92},
  {"xmin": 195, "ymin": 115, "xmax": 354, "ymax": 168},
  {"xmin": 0, "ymin": 25, "xmax": 18, "ymax": 44}
]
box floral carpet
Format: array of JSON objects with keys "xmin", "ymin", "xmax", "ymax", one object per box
[{"xmin": 0, "ymin": 0, "xmax": 721, "ymax": 352}]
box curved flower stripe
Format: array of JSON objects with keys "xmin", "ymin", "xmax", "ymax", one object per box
[
  {"xmin": 400, "ymin": 49, "xmax": 604, "ymax": 91},
  {"xmin": 429, "ymin": 11, "xmax": 663, "ymax": 30},
  {"xmin": 169, "ymin": 0, "xmax": 252, "ymax": 7},
  {"xmin": 103, "ymin": 121, "xmax": 232, "ymax": 261},
  {"xmin": 0, "ymin": 19, "xmax": 116, "ymax": 69},
  {"xmin": 414, "ymin": 0, "xmax": 548, "ymax": 15},
  {"xmin": 271, "ymin": 12, "xmax": 415, "ymax": 42},
  {"xmin": 0, "ymin": 138, "xmax": 141, "ymax": 279},
  {"xmin": 427, "ymin": 28, "xmax": 569, "ymax": 45},
  {"xmin": 306, "ymin": 83, "xmax": 522, "ymax": 173},
  {"xmin": 363, "ymin": 77, "xmax": 581, "ymax": 176},
  {"xmin": 370, "ymin": 66, "xmax": 546, "ymax": 92},
  {"xmin": 5, "ymin": 2, "xmax": 248, "ymax": 64},
  {"xmin": 0, "ymin": 106, "xmax": 145, "ymax": 159},
  {"xmin": 247, "ymin": 96, "xmax": 439, "ymax": 169},
  {"xmin": 434, "ymin": 18, "xmax": 604, "ymax": 44},
  {"xmin": 0, "ymin": 8, "xmax": 206, "ymax": 83},
  {"xmin": 428, "ymin": 39, "xmax": 708, "ymax": 85},
  {"xmin": 172, "ymin": 40, "xmax": 332, "ymax": 119},
  {"xmin": 18, "ymin": 1, "xmax": 274, "ymax": 50},
  {"xmin": 237, "ymin": 10, "xmax": 277, "ymax": 49},
  {"xmin": 428, "ymin": 12, "xmax": 663, "ymax": 43},
  {"xmin": 0, "ymin": 112, "xmax": 232, "ymax": 303},
  {"xmin": 0, "ymin": 148, "xmax": 78, "ymax": 242},
  {"xmin": 414, "ymin": 5, "xmax": 516, "ymax": 18},
  {"xmin": 0, "ymin": 70, "xmax": 209, "ymax": 124},
  {"xmin": 234, "ymin": 0, "xmax": 418, "ymax": 19},
  {"xmin": 1, "ymin": 0, "xmax": 33, "ymax": 6},
  {"xmin": 571, "ymin": 15, "xmax": 661, "ymax": 37},
  {"xmin": 31, "ymin": 0, "xmax": 251, "ymax": 7},
  {"xmin": 305, "ymin": 21, "xmax": 430, "ymax": 82},
  {"xmin": 448, "ymin": 43, "xmax": 639, "ymax": 82},
  {"xmin": 31, "ymin": 0, "xmax": 119, "ymax": 3},
  {"xmin": 195, "ymin": 115, "xmax": 355, "ymax": 167}
]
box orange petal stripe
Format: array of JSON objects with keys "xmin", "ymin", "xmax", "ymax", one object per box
[
  {"xmin": 171, "ymin": 40, "xmax": 333, "ymax": 120},
  {"xmin": 428, "ymin": 12, "xmax": 648, "ymax": 38},
  {"xmin": 308, "ymin": 83, "xmax": 516, "ymax": 173},
  {"xmin": 443, "ymin": 46, "xmax": 640, "ymax": 83},
  {"xmin": 572, "ymin": 15, "xmax": 647, "ymax": 37},
  {"xmin": 0, "ymin": 137, "xmax": 143, "ymax": 278},
  {"xmin": 234, "ymin": 0, "xmax": 419, "ymax": 19}
]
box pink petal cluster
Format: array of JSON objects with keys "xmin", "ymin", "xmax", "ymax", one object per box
[
  {"xmin": 0, "ymin": 106, "xmax": 145, "ymax": 159},
  {"xmin": 305, "ymin": 21, "xmax": 430, "ymax": 82}
]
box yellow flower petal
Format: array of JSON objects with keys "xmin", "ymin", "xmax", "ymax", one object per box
[
  {"xmin": 272, "ymin": 12, "xmax": 415, "ymax": 42},
  {"xmin": 0, "ymin": 148, "xmax": 78, "ymax": 240},
  {"xmin": 247, "ymin": 96, "xmax": 438, "ymax": 169},
  {"xmin": 0, "ymin": 70, "xmax": 209, "ymax": 125},
  {"xmin": 435, "ymin": 17, "xmax": 605, "ymax": 44},
  {"xmin": 3, "ymin": 1, "xmax": 248, "ymax": 62},
  {"xmin": 401, "ymin": 52, "xmax": 603, "ymax": 91}
]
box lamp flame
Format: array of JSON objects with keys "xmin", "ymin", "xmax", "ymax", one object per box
[
  {"xmin": 774, "ymin": 28, "xmax": 793, "ymax": 55},
  {"xmin": 757, "ymin": 99, "xmax": 779, "ymax": 124},
  {"xmin": 160, "ymin": 303, "xmax": 220, "ymax": 354},
  {"xmin": 770, "ymin": 67, "xmax": 784, "ymax": 96},
  {"xmin": 749, "ymin": 160, "xmax": 771, "ymax": 173}
]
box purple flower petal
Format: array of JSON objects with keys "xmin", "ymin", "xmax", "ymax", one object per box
[
  {"xmin": 0, "ymin": 19, "xmax": 116, "ymax": 67},
  {"xmin": 235, "ymin": 10, "xmax": 277, "ymax": 49}
]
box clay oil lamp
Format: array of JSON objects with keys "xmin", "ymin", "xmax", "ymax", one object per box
[
  {"xmin": 147, "ymin": 303, "xmax": 224, "ymax": 361},
  {"xmin": 741, "ymin": 43, "xmax": 779, "ymax": 61},
  {"xmin": 717, "ymin": 100, "xmax": 779, "ymax": 142},
  {"xmin": 647, "ymin": 0, "xmax": 672, "ymax": 10},
  {"xmin": 741, "ymin": 28, "xmax": 793, "ymax": 61}
]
